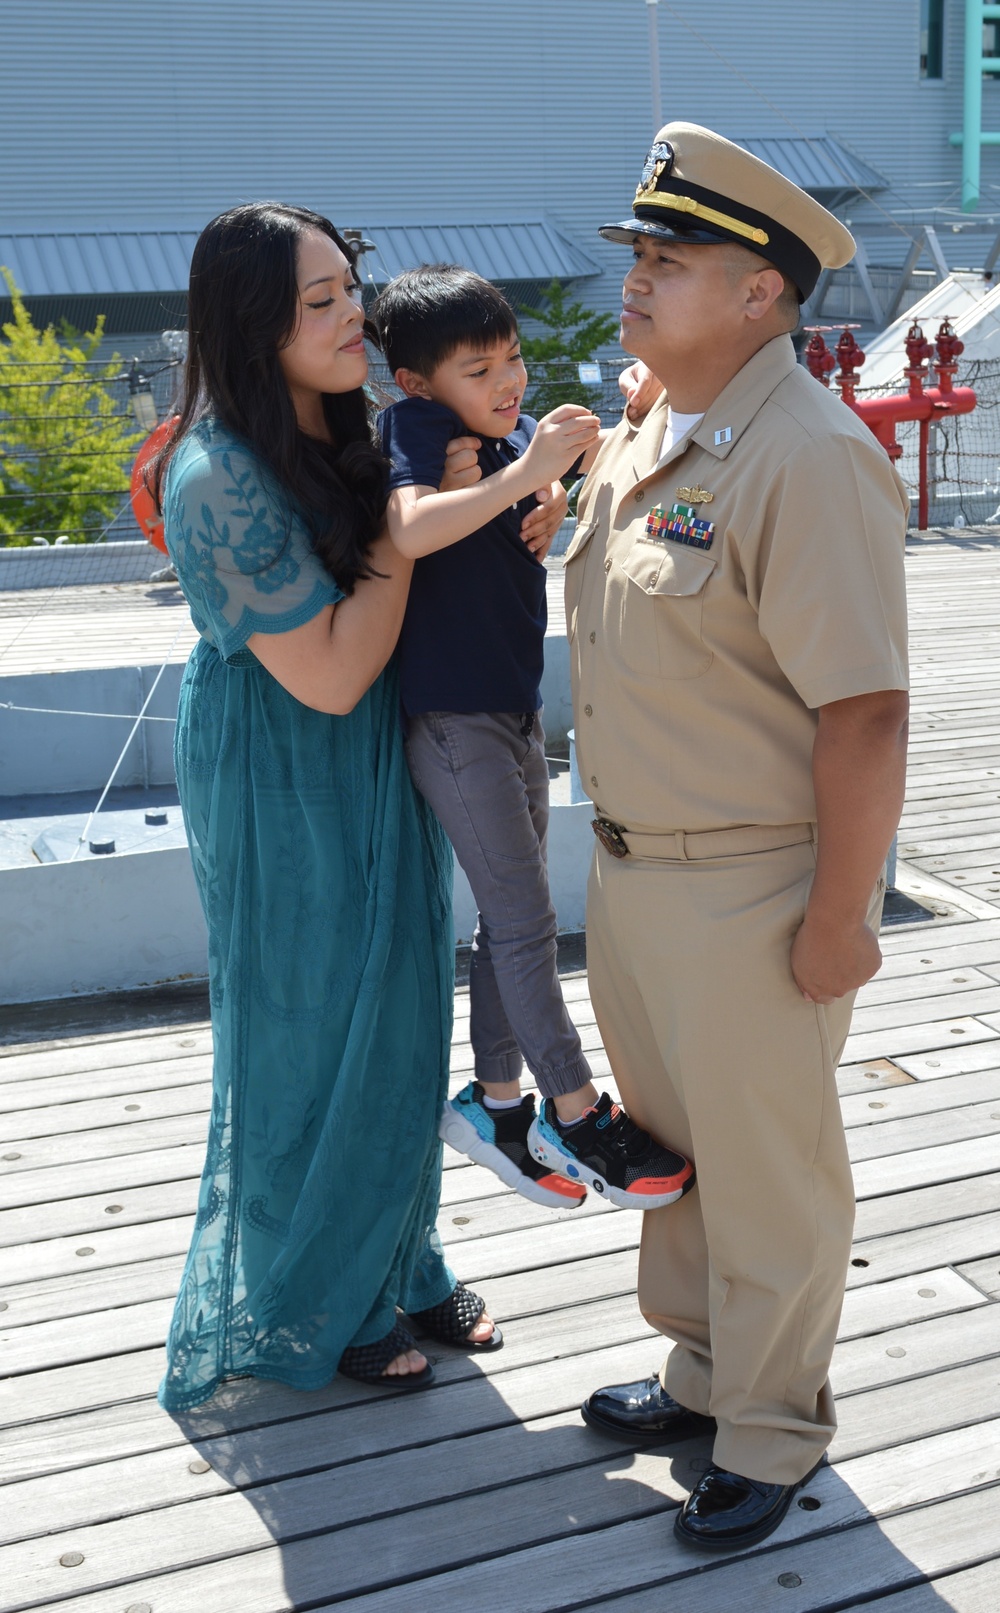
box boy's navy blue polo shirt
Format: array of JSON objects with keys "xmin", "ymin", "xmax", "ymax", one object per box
[{"xmin": 378, "ymin": 396, "xmax": 547, "ymax": 718}]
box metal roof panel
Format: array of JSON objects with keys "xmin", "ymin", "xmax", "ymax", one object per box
[
  {"xmin": 0, "ymin": 221, "xmax": 598, "ymax": 299},
  {"xmin": 732, "ymin": 136, "xmax": 888, "ymax": 197}
]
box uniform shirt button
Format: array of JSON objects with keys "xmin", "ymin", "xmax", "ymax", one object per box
[
  {"xmin": 584, "ymin": 704, "xmax": 593, "ymax": 717},
  {"xmin": 590, "ymin": 776, "xmax": 599, "ymax": 788},
  {"xmin": 604, "ymin": 558, "xmax": 612, "ymax": 572},
  {"xmin": 634, "ymin": 491, "xmax": 644, "ymax": 503},
  {"xmin": 589, "ymin": 631, "xmax": 596, "ymax": 644}
]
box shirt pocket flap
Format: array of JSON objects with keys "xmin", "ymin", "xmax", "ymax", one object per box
[
  {"xmin": 562, "ymin": 517, "xmax": 598, "ymax": 564},
  {"xmin": 621, "ymin": 539, "xmax": 716, "ymax": 597}
]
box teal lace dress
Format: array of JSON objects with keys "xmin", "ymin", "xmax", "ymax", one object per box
[{"xmin": 159, "ymin": 418, "xmax": 457, "ymax": 1411}]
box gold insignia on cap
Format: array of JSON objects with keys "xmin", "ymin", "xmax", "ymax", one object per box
[
  {"xmin": 635, "ymin": 161, "xmax": 668, "ymax": 200},
  {"xmin": 635, "ymin": 191, "xmax": 770, "ymax": 248},
  {"xmin": 676, "ymin": 486, "xmax": 714, "ymax": 505},
  {"xmin": 635, "ymin": 140, "xmax": 674, "ymax": 200}
]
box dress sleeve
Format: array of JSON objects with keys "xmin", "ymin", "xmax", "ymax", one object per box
[
  {"xmin": 164, "ymin": 433, "xmax": 343, "ymax": 661},
  {"xmin": 748, "ymin": 431, "xmax": 910, "ymax": 709},
  {"xmin": 378, "ymin": 399, "xmax": 463, "ymax": 492}
]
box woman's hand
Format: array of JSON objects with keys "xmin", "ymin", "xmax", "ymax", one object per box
[
  {"xmin": 521, "ymin": 479, "xmax": 568, "ymax": 559},
  {"xmin": 619, "ymin": 360, "xmax": 665, "ymax": 424},
  {"xmin": 440, "ymin": 434, "xmax": 482, "ymax": 493}
]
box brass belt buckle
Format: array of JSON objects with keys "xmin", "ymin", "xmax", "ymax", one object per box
[{"xmin": 592, "ymin": 816, "xmax": 630, "ymax": 858}]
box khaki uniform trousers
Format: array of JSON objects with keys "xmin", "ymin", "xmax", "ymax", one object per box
[{"xmin": 587, "ymin": 834, "xmax": 883, "ymax": 1486}]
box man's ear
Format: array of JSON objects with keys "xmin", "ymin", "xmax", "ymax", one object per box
[
  {"xmin": 394, "ymin": 366, "xmax": 433, "ymax": 399},
  {"xmin": 744, "ymin": 267, "xmax": 786, "ymax": 324}
]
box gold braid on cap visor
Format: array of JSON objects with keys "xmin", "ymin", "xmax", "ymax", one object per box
[{"xmin": 634, "ymin": 191, "xmax": 770, "ymax": 248}]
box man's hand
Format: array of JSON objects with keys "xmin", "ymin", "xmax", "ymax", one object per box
[
  {"xmin": 619, "ymin": 360, "xmax": 665, "ymax": 425},
  {"xmin": 520, "ymin": 479, "xmax": 568, "ymax": 558},
  {"xmin": 440, "ymin": 434, "xmax": 482, "ymax": 492},
  {"xmin": 792, "ymin": 688, "xmax": 908, "ymax": 1005},
  {"xmin": 791, "ymin": 912, "xmax": 882, "ymax": 1005}
]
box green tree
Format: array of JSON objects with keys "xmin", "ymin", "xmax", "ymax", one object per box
[
  {"xmin": 519, "ymin": 280, "xmax": 619, "ymax": 417},
  {"xmin": 0, "ymin": 269, "xmax": 143, "ymax": 545}
]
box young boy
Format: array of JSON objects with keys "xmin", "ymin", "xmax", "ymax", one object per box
[{"xmin": 373, "ymin": 264, "xmax": 694, "ymax": 1213}]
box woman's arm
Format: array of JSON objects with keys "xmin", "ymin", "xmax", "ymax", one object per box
[
  {"xmin": 246, "ymin": 432, "xmax": 485, "ymax": 712},
  {"xmin": 247, "ymin": 532, "xmax": 413, "ymax": 714}
]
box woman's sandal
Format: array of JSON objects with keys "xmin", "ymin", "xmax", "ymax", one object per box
[
  {"xmin": 409, "ymin": 1281, "xmax": 504, "ymax": 1353},
  {"xmin": 338, "ymin": 1320, "xmax": 435, "ymax": 1390}
]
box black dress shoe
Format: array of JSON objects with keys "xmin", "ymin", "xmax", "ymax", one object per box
[
  {"xmin": 581, "ymin": 1376, "xmax": 716, "ymax": 1444},
  {"xmin": 674, "ymin": 1462, "xmax": 816, "ymax": 1552}
]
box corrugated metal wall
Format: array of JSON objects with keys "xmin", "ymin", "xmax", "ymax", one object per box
[{"xmin": 0, "ymin": 0, "xmax": 995, "ymax": 320}]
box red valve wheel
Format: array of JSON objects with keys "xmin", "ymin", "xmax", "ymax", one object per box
[{"xmin": 130, "ymin": 417, "xmax": 179, "ymax": 553}]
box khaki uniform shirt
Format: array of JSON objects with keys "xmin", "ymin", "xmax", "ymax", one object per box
[{"xmin": 566, "ymin": 334, "xmax": 909, "ymax": 834}]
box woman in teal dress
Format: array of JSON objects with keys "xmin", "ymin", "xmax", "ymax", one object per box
[{"xmin": 154, "ymin": 202, "xmax": 498, "ymax": 1410}]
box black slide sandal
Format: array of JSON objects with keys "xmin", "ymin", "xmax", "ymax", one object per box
[
  {"xmin": 338, "ymin": 1320, "xmax": 435, "ymax": 1389},
  {"xmin": 410, "ymin": 1281, "xmax": 504, "ymax": 1352}
]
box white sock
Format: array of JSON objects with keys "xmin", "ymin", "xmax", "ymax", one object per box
[{"xmin": 482, "ymin": 1093, "xmax": 523, "ymax": 1110}]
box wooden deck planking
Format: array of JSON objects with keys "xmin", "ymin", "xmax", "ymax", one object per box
[{"xmin": 4, "ymin": 532, "xmax": 1000, "ymax": 1607}]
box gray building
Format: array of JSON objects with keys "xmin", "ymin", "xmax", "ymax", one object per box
[{"xmin": 0, "ymin": 0, "xmax": 996, "ymax": 339}]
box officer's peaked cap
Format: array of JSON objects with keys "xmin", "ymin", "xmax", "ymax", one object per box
[{"xmin": 600, "ymin": 122, "xmax": 856, "ymax": 301}]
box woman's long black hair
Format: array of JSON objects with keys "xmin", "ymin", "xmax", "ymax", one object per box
[{"xmin": 150, "ymin": 202, "xmax": 388, "ymax": 592}]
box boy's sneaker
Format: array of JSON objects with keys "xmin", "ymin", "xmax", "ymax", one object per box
[
  {"xmin": 439, "ymin": 1081, "xmax": 587, "ymax": 1210},
  {"xmin": 527, "ymin": 1091, "xmax": 695, "ymax": 1210}
]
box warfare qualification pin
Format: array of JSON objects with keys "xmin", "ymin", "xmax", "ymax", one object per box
[{"xmin": 675, "ymin": 486, "xmax": 714, "ymax": 506}]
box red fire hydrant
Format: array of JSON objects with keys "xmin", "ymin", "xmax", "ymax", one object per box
[
  {"xmin": 835, "ymin": 328, "xmax": 866, "ymax": 405},
  {"xmin": 804, "ymin": 320, "xmax": 977, "ymax": 529}
]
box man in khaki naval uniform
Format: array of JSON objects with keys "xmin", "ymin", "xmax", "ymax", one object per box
[{"xmin": 569, "ymin": 124, "xmax": 910, "ymax": 1551}]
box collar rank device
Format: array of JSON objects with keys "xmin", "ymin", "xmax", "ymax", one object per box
[{"xmin": 646, "ymin": 501, "xmax": 715, "ymax": 551}]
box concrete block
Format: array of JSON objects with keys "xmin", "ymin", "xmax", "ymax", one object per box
[
  {"xmin": 0, "ymin": 665, "xmax": 182, "ymax": 795},
  {"xmin": 451, "ymin": 800, "xmax": 593, "ymax": 944},
  {"xmin": 0, "ymin": 541, "xmax": 162, "ymax": 590},
  {"xmin": 539, "ymin": 633, "xmax": 572, "ymax": 747},
  {"xmin": 0, "ymin": 846, "xmax": 208, "ymax": 1005}
]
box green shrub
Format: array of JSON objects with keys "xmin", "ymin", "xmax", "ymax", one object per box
[
  {"xmin": 0, "ymin": 269, "xmax": 142, "ymax": 545},
  {"xmin": 519, "ymin": 280, "xmax": 619, "ymax": 417}
]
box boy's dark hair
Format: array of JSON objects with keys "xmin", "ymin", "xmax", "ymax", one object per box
[{"xmin": 372, "ymin": 264, "xmax": 518, "ymax": 377}]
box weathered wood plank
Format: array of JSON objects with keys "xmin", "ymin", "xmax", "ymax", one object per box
[
  {"xmin": 0, "ymin": 1031, "xmax": 213, "ymax": 1085},
  {"xmin": 854, "ymin": 964, "xmax": 1000, "ymax": 1006},
  {"xmin": 0, "ymin": 1062, "xmax": 211, "ymax": 1121},
  {"xmin": 841, "ymin": 1067, "xmax": 1000, "ymax": 1127},
  {"xmin": 848, "ymin": 1562, "xmax": 1000, "ymax": 1613},
  {"xmin": 955, "ymin": 1253, "xmax": 1000, "ymax": 1299},
  {"xmin": 846, "ymin": 1097, "xmax": 1000, "ymax": 1162},
  {"xmin": 3, "ymin": 1276, "xmax": 988, "ymax": 1546},
  {"xmin": 0, "ymin": 1111, "xmax": 209, "ymax": 1174},
  {"xmin": 841, "ymin": 1016, "xmax": 1000, "ymax": 1066},
  {"xmin": 36, "ymin": 1453, "xmax": 1000, "ymax": 1613},
  {"xmin": 848, "ymin": 1209, "xmax": 1000, "ymax": 1287},
  {"xmin": 847, "ymin": 985, "xmax": 1000, "ymax": 1034},
  {"xmin": 12, "ymin": 1400, "xmax": 1000, "ymax": 1613}
]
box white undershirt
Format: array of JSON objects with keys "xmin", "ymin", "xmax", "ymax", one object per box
[{"xmin": 659, "ymin": 407, "xmax": 704, "ymax": 462}]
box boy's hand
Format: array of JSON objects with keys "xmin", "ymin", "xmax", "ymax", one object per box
[
  {"xmin": 524, "ymin": 404, "xmax": 601, "ymax": 484},
  {"xmin": 440, "ymin": 434, "xmax": 482, "ymax": 492},
  {"xmin": 619, "ymin": 360, "xmax": 665, "ymax": 425},
  {"xmin": 521, "ymin": 480, "xmax": 568, "ymax": 558}
]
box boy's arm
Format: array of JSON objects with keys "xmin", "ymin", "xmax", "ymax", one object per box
[{"xmin": 385, "ymin": 405, "xmax": 600, "ymax": 560}]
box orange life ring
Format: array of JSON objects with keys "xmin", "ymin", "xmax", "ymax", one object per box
[{"xmin": 130, "ymin": 416, "xmax": 180, "ymax": 553}]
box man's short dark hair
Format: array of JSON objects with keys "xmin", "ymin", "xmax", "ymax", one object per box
[{"xmin": 372, "ymin": 264, "xmax": 518, "ymax": 377}]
